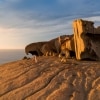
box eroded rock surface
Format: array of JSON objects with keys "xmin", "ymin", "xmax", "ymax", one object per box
[
  {"xmin": 0, "ymin": 57, "xmax": 100, "ymax": 100},
  {"xmin": 25, "ymin": 35, "xmax": 68, "ymax": 56},
  {"xmin": 73, "ymin": 19, "xmax": 100, "ymax": 60},
  {"xmin": 60, "ymin": 35, "xmax": 75, "ymax": 59}
]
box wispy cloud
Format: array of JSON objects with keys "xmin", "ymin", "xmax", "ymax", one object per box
[{"xmin": 0, "ymin": 0, "xmax": 100, "ymax": 49}]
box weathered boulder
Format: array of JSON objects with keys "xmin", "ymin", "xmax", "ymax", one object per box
[
  {"xmin": 73, "ymin": 19, "xmax": 100, "ymax": 60},
  {"xmin": 41, "ymin": 37, "xmax": 60, "ymax": 56},
  {"xmin": 60, "ymin": 35, "xmax": 75, "ymax": 58},
  {"xmin": 25, "ymin": 35, "xmax": 68, "ymax": 56},
  {"xmin": 41, "ymin": 43, "xmax": 56, "ymax": 56},
  {"xmin": 25, "ymin": 42, "xmax": 47, "ymax": 56},
  {"xmin": 41, "ymin": 35, "xmax": 68, "ymax": 56}
]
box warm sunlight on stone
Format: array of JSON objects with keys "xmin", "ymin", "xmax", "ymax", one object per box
[{"xmin": 73, "ymin": 19, "xmax": 100, "ymax": 60}]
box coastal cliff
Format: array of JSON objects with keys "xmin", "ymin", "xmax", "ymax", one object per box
[{"xmin": 0, "ymin": 56, "xmax": 100, "ymax": 100}]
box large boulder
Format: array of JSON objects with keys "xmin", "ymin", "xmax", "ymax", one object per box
[
  {"xmin": 41, "ymin": 42, "xmax": 56, "ymax": 56},
  {"xmin": 73, "ymin": 19, "xmax": 100, "ymax": 60},
  {"xmin": 25, "ymin": 42, "xmax": 47, "ymax": 56},
  {"xmin": 41, "ymin": 35, "xmax": 69, "ymax": 56},
  {"xmin": 25, "ymin": 35, "xmax": 68, "ymax": 56}
]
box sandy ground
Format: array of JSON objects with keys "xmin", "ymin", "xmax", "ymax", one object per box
[{"xmin": 0, "ymin": 56, "xmax": 100, "ymax": 100}]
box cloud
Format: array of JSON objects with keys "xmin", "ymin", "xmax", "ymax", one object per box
[
  {"xmin": 5, "ymin": 0, "xmax": 21, "ymax": 2},
  {"xmin": 0, "ymin": 0, "xmax": 100, "ymax": 49},
  {"xmin": 82, "ymin": 16, "xmax": 100, "ymax": 27},
  {"xmin": 0, "ymin": 10, "xmax": 73, "ymax": 49}
]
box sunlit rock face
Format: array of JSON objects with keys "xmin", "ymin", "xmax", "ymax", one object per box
[
  {"xmin": 60, "ymin": 35, "xmax": 75, "ymax": 59},
  {"xmin": 73, "ymin": 19, "xmax": 100, "ymax": 60}
]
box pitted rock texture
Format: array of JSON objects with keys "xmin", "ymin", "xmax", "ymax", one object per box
[{"xmin": 0, "ymin": 56, "xmax": 100, "ymax": 100}]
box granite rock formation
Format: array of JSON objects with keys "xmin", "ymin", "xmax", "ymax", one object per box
[
  {"xmin": 60, "ymin": 35, "xmax": 75, "ymax": 59},
  {"xmin": 0, "ymin": 57, "xmax": 100, "ymax": 100},
  {"xmin": 25, "ymin": 19, "xmax": 100, "ymax": 61},
  {"xmin": 41, "ymin": 35, "xmax": 69, "ymax": 56},
  {"xmin": 0, "ymin": 19, "xmax": 100, "ymax": 100},
  {"xmin": 25, "ymin": 42, "xmax": 47, "ymax": 56},
  {"xmin": 73, "ymin": 19, "xmax": 100, "ymax": 60},
  {"xmin": 25, "ymin": 35, "xmax": 68, "ymax": 56}
]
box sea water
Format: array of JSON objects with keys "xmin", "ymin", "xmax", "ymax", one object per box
[{"xmin": 0, "ymin": 49, "xmax": 26, "ymax": 65}]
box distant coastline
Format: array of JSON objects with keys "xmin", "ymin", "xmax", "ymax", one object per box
[{"xmin": 0, "ymin": 49, "xmax": 26, "ymax": 65}]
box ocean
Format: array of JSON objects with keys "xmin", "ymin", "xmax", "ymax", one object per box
[{"xmin": 0, "ymin": 49, "xmax": 27, "ymax": 65}]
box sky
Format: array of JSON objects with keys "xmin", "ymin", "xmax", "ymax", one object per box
[{"xmin": 0, "ymin": 0, "xmax": 100, "ymax": 49}]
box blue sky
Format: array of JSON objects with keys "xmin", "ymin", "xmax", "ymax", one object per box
[{"xmin": 0, "ymin": 0, "xmax": 100, "ymax": 49}]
